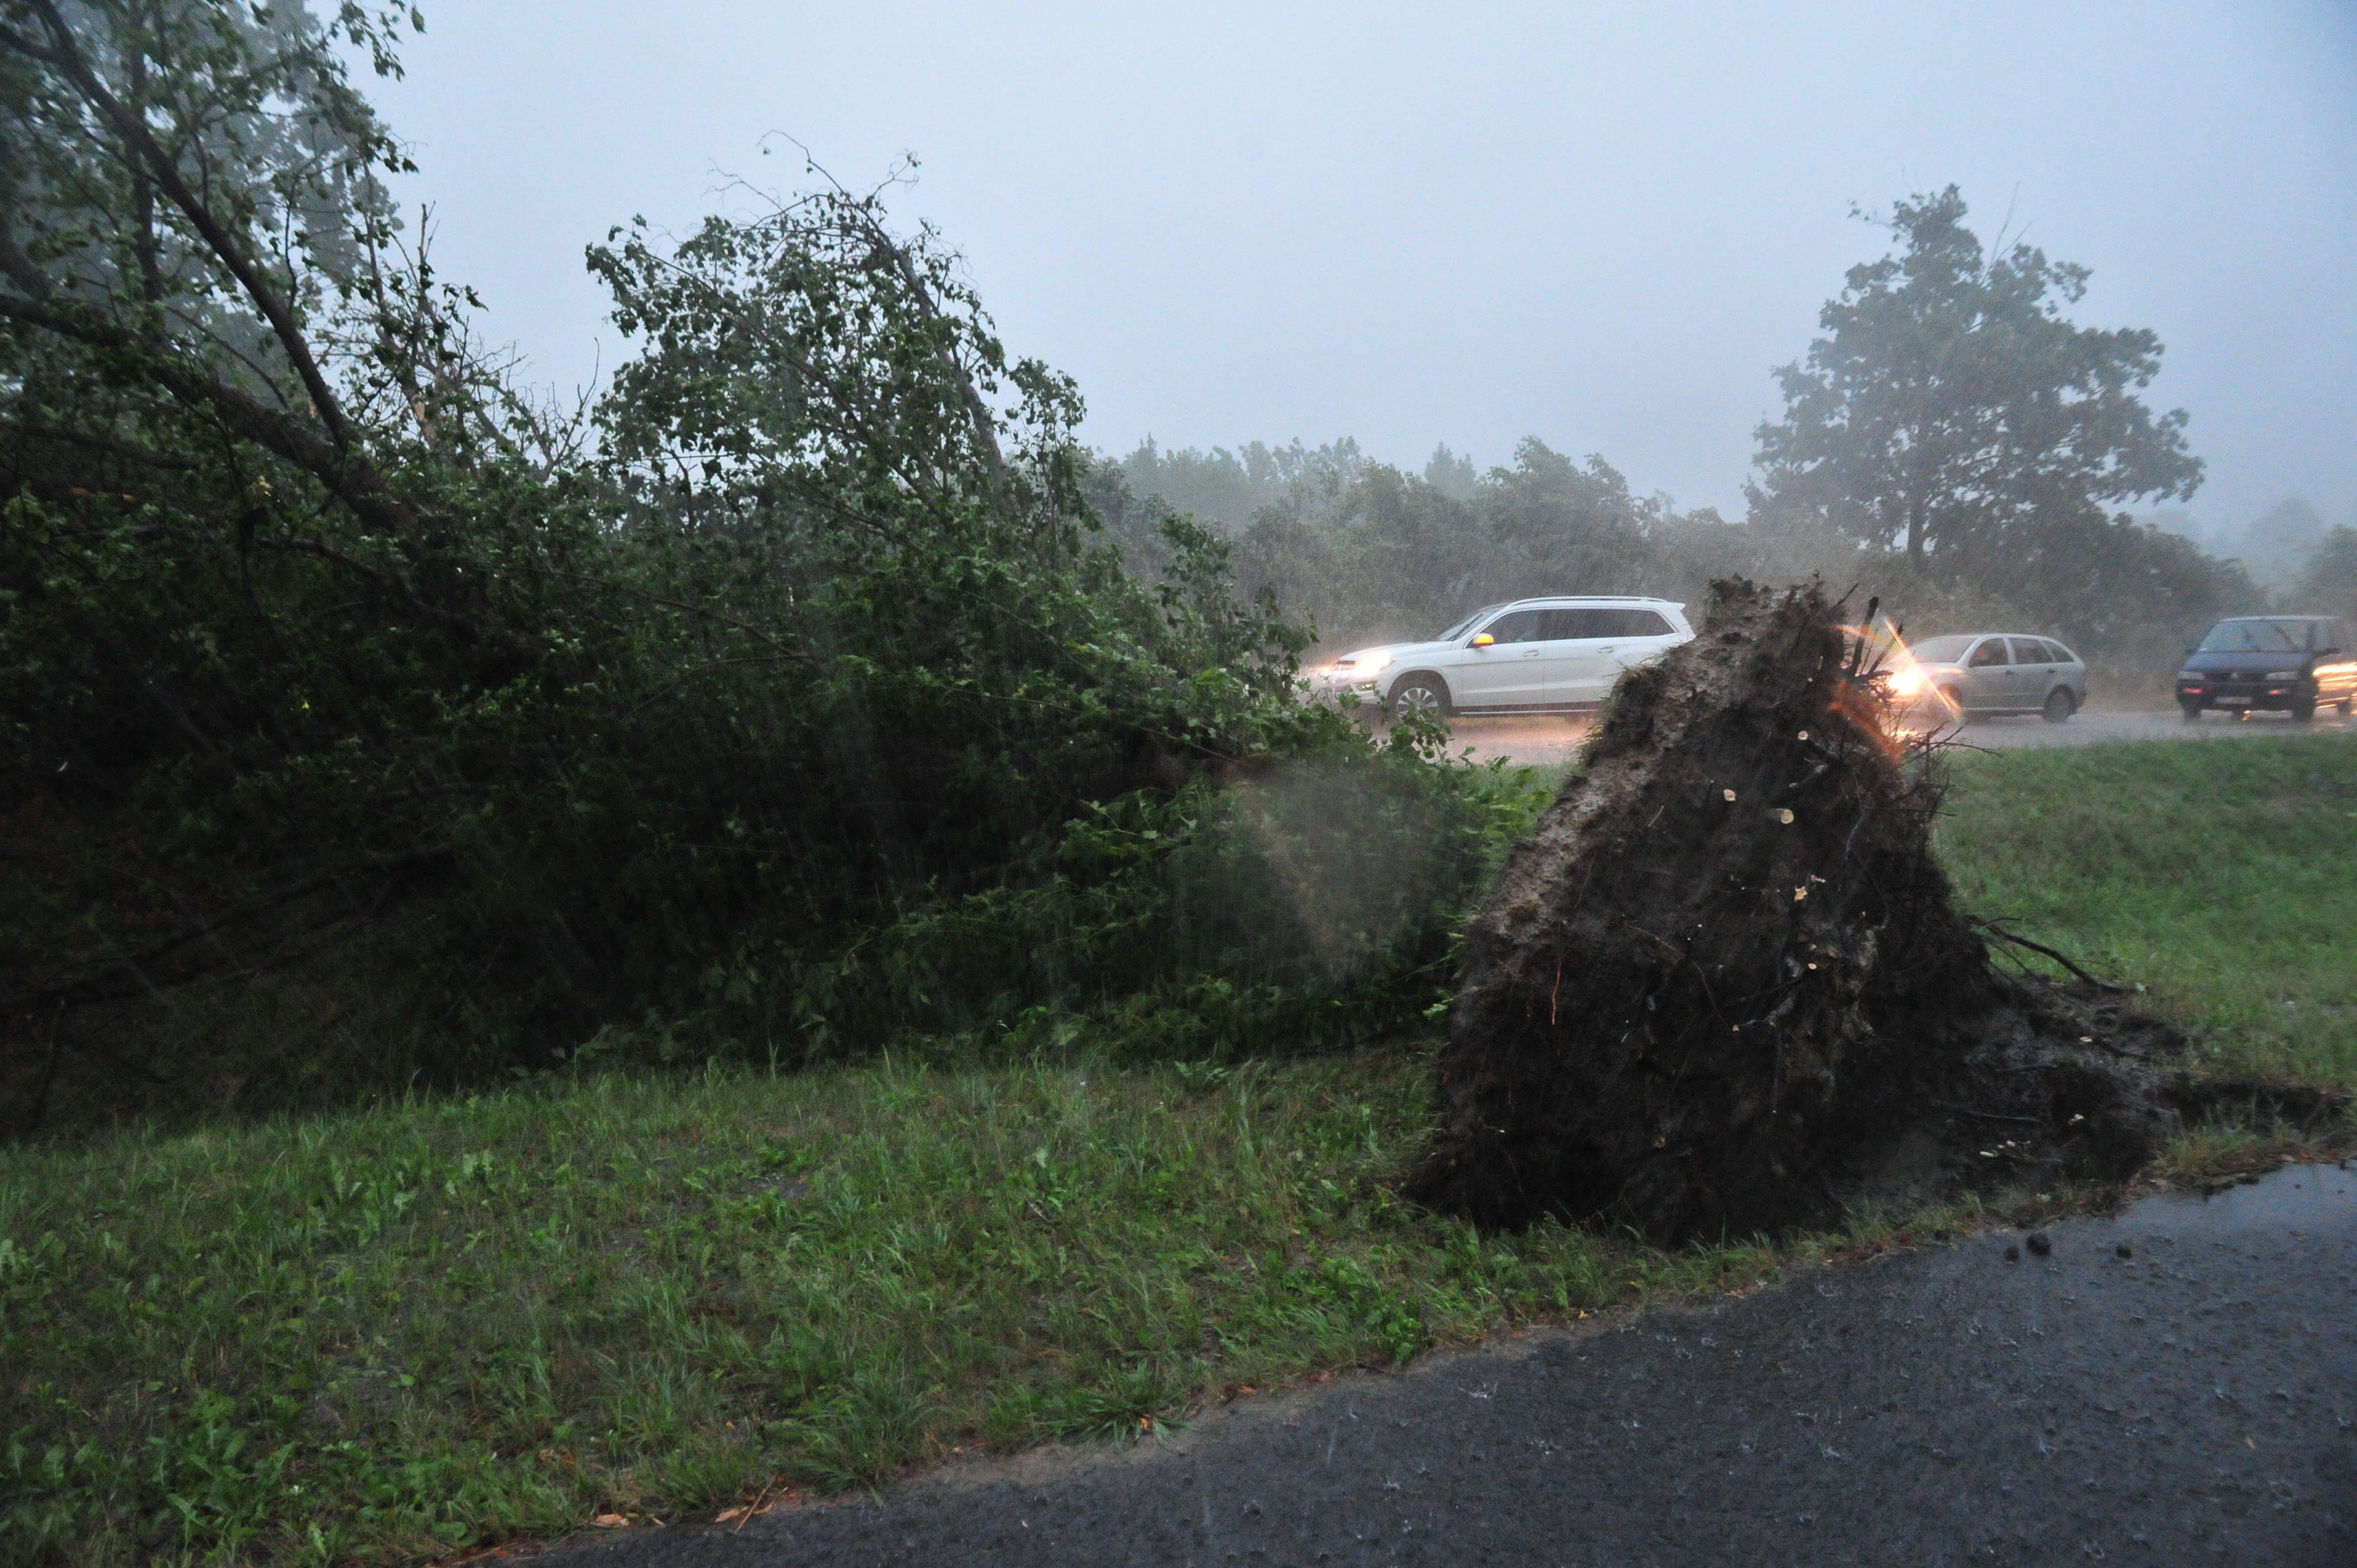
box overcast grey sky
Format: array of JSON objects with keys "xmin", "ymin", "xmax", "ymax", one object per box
[{"xmin": 366, "ymin": 1, "xmax": 2357, "ymax": 530}]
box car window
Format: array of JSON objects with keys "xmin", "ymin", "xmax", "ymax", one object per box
[
  {"xmin": 2042, "ymin": 640, "xmax": 2077, "ymax": 664},
  {"xmin": 1531, "ymin": 607, "xmax": 1677, "ymax": 639},
  {"xmin": 1437, "ymin": 603, "xmax": 1508, "ymax": 641},
  {"xmin": 1908, "ymin": 635, "xmax": 1974, "ymax": 663},
  {"xmin": 2009, "ymin": 638, "xmax": 2050, "ymax": 665},
  {"xmin": 1553, "ymin": 607, "xmax": 1624, "ymax": 638},
  {"xmin": 1533, "ymin": 609, "xmax": 1585, "ymax": 640},
  {"xmin": 1478, "ymin": 609, "xmax": 1548, "ymax": 644},
  {"xmin": 1967, "ymin": 638, "xmax": 2010, "ymax": 668}
]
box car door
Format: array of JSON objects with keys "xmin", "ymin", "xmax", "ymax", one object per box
[
  {"xmin": 1519, "ymin": 606, "xmax": 1613, "ymax": 705},
  {"xmin": 1450, "ymin": 608, "xmax": 1550, "ymax": 707},
  {"xmin": 2043, "ymin": 639, "xmax": 2087, "ymax": 704},
  {"xmin": 2009, "ymin": 638, "xmax": 2056, "ymax": 711},
  {"xmin": 1963, "ymin": 635, "xmax": 2011, "ymax": 711},
  {"xmin": 1535, "ymin": 606, "xmax": 1672, "ymax": 705},
  {"xmin": 1599, "ymin": 607, "xmax": 1683, "ymax": 690}
]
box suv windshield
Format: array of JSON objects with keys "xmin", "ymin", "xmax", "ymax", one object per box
[
  {"xmin": 2198, "ymin": 619, "xmax": 2315, "ymax": 654},
  {"xmin": 1908, "ymin": 635, "xmax": 1974, "ymax": 663}
]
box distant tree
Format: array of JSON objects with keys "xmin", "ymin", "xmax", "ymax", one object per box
[
  {"xmin": 1750, "ymin": 187, "xmax": 2204, "ymax": 566},
  {"xmin": 1422, "ymin": 442, "xmax": 1476, "ymax": 501},
  {"xmin": 1110, "ymin": 436, "xmax": 1364, "ymax": 532},
  {"xmin": 2237, "ymin": 497, "xmax": 2329, "ymax": 585},
  {"xmin": 2297, "ymin": 525, "xmax": 2357, "ymax": 621},
  {"xmin": 1091, "ymin": 435, "xmax": 1367, "ymax": 589},
  {"xmin": 1208, "ymin": 438, "xmax": 1735, "ymax": 647}
]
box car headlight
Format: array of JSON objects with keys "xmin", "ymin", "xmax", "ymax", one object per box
[
  {"xmin": 2264, "ymin": 670, "xmax": 2303, "ymax": 681},
  {"xmin": 1347, "ymin": 653, "xmax": 1391, "ymax": 676},
  {"xmin": 2177, "ymin": 670, "xmax": 2203, "ymax": 682},
  {"xmin": 1886, "ymin": 667, "xmax": 1926, "ymax": 698}
]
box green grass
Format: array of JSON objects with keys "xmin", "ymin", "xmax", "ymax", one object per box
[
  {"xmin": 1936, "ymin": 736, "xmax": 2357, "ymax": 1086},
  {"xmin": 6, "ymin": 737, "xmax": 2354, "ymax": 1566},
  {"xmin": 3, "ymin": 1056, "xmax": 1792, "ymax": 1566}
]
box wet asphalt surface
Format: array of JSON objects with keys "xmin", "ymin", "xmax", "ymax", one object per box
[
  {"xmin": 1444, "ymin": 705, "xmax": 2357, "ymax": 769},
  {"xmin": 546, "ymin": 1164, "xmax": 2356, "ymax": 1567}
]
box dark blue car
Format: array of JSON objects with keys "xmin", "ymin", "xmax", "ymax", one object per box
[{"xmin": 2176, "ymin": 617, "xmax": 2356, "ymax": 722}]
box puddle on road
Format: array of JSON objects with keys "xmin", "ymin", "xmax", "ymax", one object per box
[{"xmin": 2117, "ymin": 1161, "xmax": 2357, "ymax": 1242}]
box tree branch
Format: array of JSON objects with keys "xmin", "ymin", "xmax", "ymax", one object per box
[
  {"xmin": 22, "ymin": 0, "xmax": 357, "ymax": 449},
  {"xmin": 3, "ymin": 846, "xmax": 455, "ymax": 1019}
]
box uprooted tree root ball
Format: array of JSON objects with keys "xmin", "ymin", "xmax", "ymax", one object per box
[{"xmin": 1411, "ymin": 579, "xmax": 2195, "ymax": 1243}]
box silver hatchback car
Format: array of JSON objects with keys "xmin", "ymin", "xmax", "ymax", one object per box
[{"xmin": 1893, "ymin": 633, "xmax": 2088, "ymax": 723}]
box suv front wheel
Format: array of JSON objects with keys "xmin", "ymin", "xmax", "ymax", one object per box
[{"xmin": 1389, "ymin": 675, "xmax": 1451, "ymax": 719}]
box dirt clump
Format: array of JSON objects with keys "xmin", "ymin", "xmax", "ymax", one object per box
[{"xmin": 1410, "ymin": 579, "xmax": 2187, "ymax": 1242}]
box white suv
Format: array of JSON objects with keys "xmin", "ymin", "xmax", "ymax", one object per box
[{"xmin": 1309, "ymin": 597, "xmax": 1695, "ymax": 716}]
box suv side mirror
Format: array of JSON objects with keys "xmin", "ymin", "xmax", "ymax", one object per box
[{"xmin": 1469, "ymin": 633, "xmax": 1495, "ymax": 649}]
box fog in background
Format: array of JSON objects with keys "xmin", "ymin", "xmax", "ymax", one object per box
[{"xmin": 366, "ymin": 1, "xmax": 2357, "ymax": 534}]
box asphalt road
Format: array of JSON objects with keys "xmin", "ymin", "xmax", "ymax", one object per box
[
  {"xmin": 1442, "ymin": 705, "xmax": 2357, "ymax": 769},
  {"xmin": 545, "ymin": 1163, "xmax": 2357, "ymax": 1567}
]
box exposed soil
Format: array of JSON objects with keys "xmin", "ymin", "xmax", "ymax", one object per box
[{"xmin": 1410, "ymin": 580, "xmax": 2198, "ymax": 1242}]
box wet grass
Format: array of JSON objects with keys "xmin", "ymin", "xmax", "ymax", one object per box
[
  {"xmin": 1937, "ymin": 735, "xmax": 2357, "ymax": 1087},
  {"xmin": 6, "ymin": 737, "xmax": 2352, "ymax": 1566},
  {"xmin": 2, "ymin": 1056, "xmax": 1782, "ymax": 1566}
]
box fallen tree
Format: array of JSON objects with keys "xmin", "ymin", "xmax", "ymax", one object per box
[{"xmin": 1411, "ymin": 579, "xmax": 2189, "ymax": 1241}]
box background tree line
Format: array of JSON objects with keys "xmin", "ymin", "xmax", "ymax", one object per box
[{"xmin": 1107, "ymin": 190, "xmax": 2268, "ymax": 681}]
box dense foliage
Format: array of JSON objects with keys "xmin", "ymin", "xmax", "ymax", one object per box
[{"xmin": 1, "ymin": 1, "xmax": 1526, "ymax": 1130}]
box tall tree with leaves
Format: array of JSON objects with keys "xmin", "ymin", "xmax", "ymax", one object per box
[
  {"xmin": 1749, "ymin": 187, "xmax": 2204, "ymax": 566},
  {"xmin": 0, "ymin": 0, "xmax": 566, "ymax": 1063}
]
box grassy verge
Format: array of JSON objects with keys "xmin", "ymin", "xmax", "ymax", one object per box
[
  {"xmin": 2, "ymin": 1056, "xmax": 1794, "ymax": 1566},
  {"xmin": 6, "ymin": 737, "xmax": 2354, "ymax": 1566},
  {"xmin": 1935, "ymin": 736, "xmax": 2357, "ymax": 1085}
]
